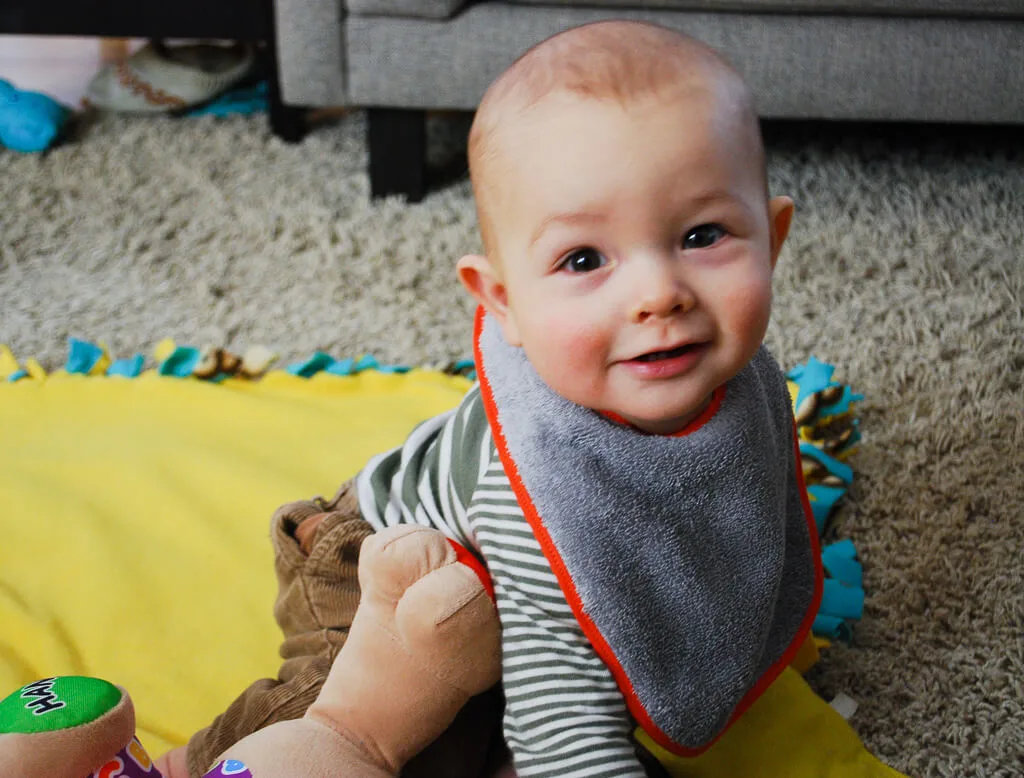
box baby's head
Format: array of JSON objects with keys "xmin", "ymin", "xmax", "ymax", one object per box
[{"xmin": 458, "ymin": 21, "xmax": 794, "ymax": 434}]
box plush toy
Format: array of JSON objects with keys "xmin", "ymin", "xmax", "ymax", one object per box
[
  {"xmin": 0, "ymin": 80, "xmax": 70, "ymax": 153},
  {"xmin": 0, "ymin": 525, "xmax": 502, "ymax": 778}
]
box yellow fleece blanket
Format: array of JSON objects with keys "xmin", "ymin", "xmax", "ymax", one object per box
[
  {"xmin": 0, "ymin": 366, "xmax": 471, "ymax": 755},
  {"xmin": 0, "ymin": 351, "xmax": 903, "ymax": 776}
]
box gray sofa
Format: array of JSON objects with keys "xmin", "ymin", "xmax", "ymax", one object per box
[{"xmin": 272, "ymin": 0, "xmax": 1024, "ymax": 199}]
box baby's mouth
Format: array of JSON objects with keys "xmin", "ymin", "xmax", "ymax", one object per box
[{"xmin": 632, "ymin": 343, "xmax": 702, "ymax": 363}]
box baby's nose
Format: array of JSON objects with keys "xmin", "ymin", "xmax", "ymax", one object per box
[{"xmin": 630, "ymin": 262, "xmax": 695, "ymax": 322}]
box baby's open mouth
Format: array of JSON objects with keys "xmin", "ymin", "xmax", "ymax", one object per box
[{"xmin": 632, "ymin": 343, "xmax": 701, "ymax": 363}]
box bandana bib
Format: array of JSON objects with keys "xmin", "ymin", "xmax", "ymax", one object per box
[{"xmin": 474, "ymin": 309, "xmax": 822, "ymax": 755}]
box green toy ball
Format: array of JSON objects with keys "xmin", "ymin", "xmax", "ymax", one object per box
[
  {"xmin": 0, "ymin": 676, "xmax": 122, "ymax": 735},
  {"xmin": 0, "ymin": 676, "xmax": 158, "ymax": 778}
]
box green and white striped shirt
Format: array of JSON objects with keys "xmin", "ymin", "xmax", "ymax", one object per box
[{"xmin": 356, "ymin": 384, "xmax": 647, "ymax": 778}]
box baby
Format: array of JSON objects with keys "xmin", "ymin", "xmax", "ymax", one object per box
[{"xmin": 163, "ymin": 19, "xmax": 820, "ymax": 778}]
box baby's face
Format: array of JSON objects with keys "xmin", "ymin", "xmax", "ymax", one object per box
[{"xmin": 480, "ymin": 88, "xmax": 790, "ymax": 434}]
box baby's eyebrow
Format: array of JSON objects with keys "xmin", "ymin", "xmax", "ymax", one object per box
[
  {"xmin": 679, "ymin": 188, "xmax": 759, "ymax": 225},
  {"xmin": 684, "ymin": 188, "xmax": 735, "ymax": 208},
  {"xmin": 530, "ymin": 210, "xmax": 607, "ymax": 247}
]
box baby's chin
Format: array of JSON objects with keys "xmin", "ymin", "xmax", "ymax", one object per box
[{"xmin": 604, "ymin": 394, "xmax": 716, "ymax": 435}]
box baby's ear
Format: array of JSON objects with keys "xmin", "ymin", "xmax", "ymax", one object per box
[
  {"xmin": 768, "ymin": 196, "xmax": 795, "ymax": 269},
  {"xmin": 456, "ymin": 255, "xmax": 521, "ymax": 346}
]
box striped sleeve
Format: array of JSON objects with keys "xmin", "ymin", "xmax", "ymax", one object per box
[
  {"xmin": 357, "ymin": 387, "xmax": 648, "ymax": 776},
  {"xmin": 355, "ymin": 385, "xmax": 490, "ymax": 552},
  {"xmin": 469, "ymin": 459, "xmax": 647, "ymax": 778}
]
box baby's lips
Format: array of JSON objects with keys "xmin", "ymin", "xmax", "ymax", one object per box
[{"xmin": 629, "ymin": 340, "xmax": 708, "ymax": 363}]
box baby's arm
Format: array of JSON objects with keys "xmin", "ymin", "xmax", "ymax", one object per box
[
  {"xmin": 361, "ymin": 390, "xmax": 648, "ymax": 775},
  {"xmin": 497, "ymin": 588, "xmax": 648, "ymax": 777},
  {"xmin": 357, "ymin": 390, "xmax": 483, "ymax": 549}
]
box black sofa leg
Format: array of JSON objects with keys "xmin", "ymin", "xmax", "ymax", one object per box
[
  {"xmin": 263, "ymin": 0, "xmax": 305, "ymax": 142},
  {"xmin": 368, "ymin": 108, "xmax": 427, "ymax": 202},
  {"xmin": 269, "ymin": 97, "xmax": 306, "ymax": 143}
]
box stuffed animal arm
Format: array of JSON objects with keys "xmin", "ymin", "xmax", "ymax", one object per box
[{"xmin": 0, "ymin": 524, "xmax": 502, "ymax": 778}]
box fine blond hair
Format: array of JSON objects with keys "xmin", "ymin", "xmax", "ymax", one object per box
[{"xmin": 468, "ymin": 21, "xmax": 764, "ymax": 259}]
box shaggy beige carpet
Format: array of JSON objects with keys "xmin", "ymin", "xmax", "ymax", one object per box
[{"xmin": 1, "ymin": 112, "xmax": 1022, "ymax": 777}]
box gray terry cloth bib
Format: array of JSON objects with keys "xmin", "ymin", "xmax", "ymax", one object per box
[{"xmin": 474, "ymin": 310, "xmax": 821, "ymax": 753}]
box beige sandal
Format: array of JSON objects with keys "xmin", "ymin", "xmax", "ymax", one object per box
[{"xmin": 84, "ymin": 41, "xmax": 255, "ymax": 114}]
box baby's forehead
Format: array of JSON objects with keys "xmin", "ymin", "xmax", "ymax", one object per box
[
  {"xmin": 471, "ymin": 23, "xmax": 758, "ymax": 169},
  {"xmin": 479, "ymin": 76, "xmax": 760, "ymax": 185}
]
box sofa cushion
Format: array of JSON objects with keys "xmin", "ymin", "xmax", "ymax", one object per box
[
  {"xmin": 345, "ymin": 3, "xmax": 1024, "ymax": 121},
  {"xmin": 504, "ymin": 0, "xmax": 1024, "ymax": 18},
  {"xmin": 346, "ymin": 0, "xmax": 471, "ymax": 20}
]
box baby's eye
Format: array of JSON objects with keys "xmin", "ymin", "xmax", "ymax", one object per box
[
  {"xmin": 560, "ymin": 248, "xmax": 607, "ymax": 274},
  {"xmin": 682, "ymin": 224, "xmax": 727, "ymax": 250}
]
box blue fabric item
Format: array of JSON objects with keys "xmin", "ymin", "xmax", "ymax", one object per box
[
  {"xmin": 0, "ymin": 80, "xmax": 69, "ymax": 153},
  {"xmin": 821, "ymin": 540, "xmax": 862, "ymax": 587},
  {"xmin": 355, "ymin": 355, "xmax": 379, "ymax": 372},
  {"xmin": 788, "ymin": 356, "xmax": 836, "ymax": 409},
  {"xmin": 286, "ymin": 352, "xmax": 334, "ymax": 377},
  {"xmin": 800, "ymin": 442, "xmax": 854, "ymax": 484},
  {"xmin": 806, "ymin": 484, "xmax": 847, "ymax": 533},
  {"xmin": 324, "ymin": 358, "xmax": 356, "ymax": 376},
  {"xmin": 159, "ymin": 346, "xmax": 202, "ymax": 377},
  {"xmin": 822, "ymin": 551, "xmax": 863, "ymax": 588},
  {"xmin": 65, "ymin": 338, "xmax": 104, "ymax": 375},
  {"xmin": 820, "ymin": 578, "xmax": 865, "ymax": 621},
  {"xmin": 106, "ymin": 355, "xmax": 145, "ymax": 378},
  {"xmin": 824, "ymin": 538, "xmax": 857, "ymax": 560},
  {"xmin": 821, "ymin": 539, "xmax": 860, "ymax": 578},
  {"xmin": 452, "ymin": 359, "xmax": 477, "ymax": 380},
  {"xmin": 7, "ymin": 369, "xmax": 28, "ymax": 382},
  {"xmin": 288, "ymin": 353, "xmax": 408, "ymax": 377},
  {"xmin": 788, "ymin": 356, "xmax": 864, "ymax": 418},
  {"xmin": 813, "ymin": 543, "xmax": 864, "ymax": 641},
  {"xmin": 812, "ymin": 614, "xmax": 853, "ymax": 643},
  {"xmin": 187, "ymin": 81, "xmax": 268, "ymax": 117}
]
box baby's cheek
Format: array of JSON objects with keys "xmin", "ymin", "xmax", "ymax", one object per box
[
  {"xmin": 528, "ymin": 315, "xmax": 608, "ymax": 399},
  {"xmin": 719, "ymin": 276, "xmax": 772, "ymax": 343}
]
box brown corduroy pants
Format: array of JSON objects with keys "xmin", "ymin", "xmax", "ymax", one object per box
[{"xmin": 185, "ymin": 481, "xmax": 506, "ymax": 778}]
